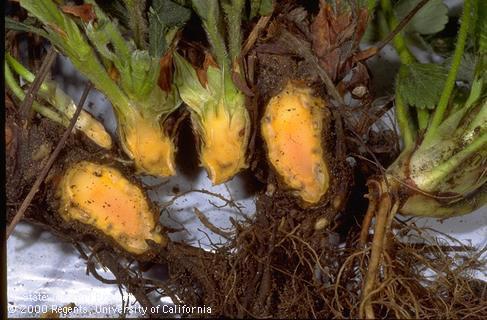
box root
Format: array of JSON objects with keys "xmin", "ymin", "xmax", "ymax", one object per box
[
  {"xmin": 11, "ymin": 183, "xmax": 487, "ymax": 318},
  {"xmin": 357, "ymin": 177, "xmax": 487, "ymax": 319},
  {"xmin": 360, "ymin": 179, "xmax": 398, "ymax": 319},
  {"xmin": 359, "ymin": 180, "xmax": 380, "ymax": 246},
  {"xmin": 193, "ymin": 208, "xmax": 233, "ymax": 240}
]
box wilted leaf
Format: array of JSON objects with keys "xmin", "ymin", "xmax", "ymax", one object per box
[
  {"xmin": 311, "ymin": 3, "xmax": 345, "ymax": 80},
  {"xmin": 343, "ymin": 62, "xmax": 370, "ymax": 93},
  {"xmin": 61, "ymin": 4, "xmax": 96, "ymax": 23},
  {"xmin": 394, "ymin": 0, "xmax": 448, "ymax": 35},
  {"xmin": 396, "ymin": 63, "xmax": 448, "ymax": 110},
  {"xmin": 196, "ymin": 52, "xmax": 218, "ymax": 86},
  {"xmin": 311, "ymin": 1, "xmax": 369, "ymax": 81},
  {"xmin": 108, "ymin": 64, "xmax": 120, "ymax": 82}
]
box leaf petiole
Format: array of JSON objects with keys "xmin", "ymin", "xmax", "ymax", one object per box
[
  {"xmin": 5, "ymin": 61, "xmax": 68, "ymax": 125},
  {"xmin": 425, "ymin": 0, "xmax": 474, "ymax": 141},
  {"xmin": 394, "ymin": 89, "xmax": 415, "ymax": 148},
  {"xmin": 417, "ymin": 108, "xmax": 429, "ymax": 130}
]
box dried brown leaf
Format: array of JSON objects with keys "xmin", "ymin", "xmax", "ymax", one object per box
[
  {"xmin": 108, "ymin": 65, "xmax": 119, "ymax": 82},
  {"xmin": 196, "ymin": 52, "xmax": 218, "ymax": 87},
  {"xmin": 158, "ymin": 52, "xmax": 174, "ymax": 92},
  {"xmin": 61, "ymin": 4, "xmax": 96, "ymax": 23},
  {"xmin": 310, "ymin": 1, "xmax": 369, "ymax": 81}
]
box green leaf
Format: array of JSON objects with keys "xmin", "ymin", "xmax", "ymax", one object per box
[
  {"xmin": 396, "ymin": 62, "xmax": 448, "ymax": 110},
  {"xmin": 87, "ymin": 14, "xmax": 159, "ymax": 101},
  {"xmin": 123, "ymin": 0, "xmax": 148, "ymax": 49},
  {"xmin": 85, "ymin": 17, "xmax": 132, "ymax": 66},
  {"xmin": 405, "ymin": 33, "xmax": 434, "ymax": 55},
  {"xmin": 222, "ymin": 0, "xmax": 245, "ymax": 61},
  {"xmin": 119, "ymin": 50, "xmax": 160, "ymax": 101},
  {"xmin": 148, "ymin": 0, "xmax": 191, "ymax": 57},
  {"xmin": 394, "ymin": 0, "xmax": 448, "ymax": 35},
  {"xmin": 84, "ymin": 1, "xmax": 159, "ymax": 101},
  {"xmin": 95, "ymin": 0, "xmax": 130, "ymax": 29},
  {"xmin": 173, "ymin": 52, "xmax": 212, "ymax": 120}
]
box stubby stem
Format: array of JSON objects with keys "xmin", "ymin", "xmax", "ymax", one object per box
[{"xmin": 119, "ymin": 111, "xmax": 176, "ymax": 177}]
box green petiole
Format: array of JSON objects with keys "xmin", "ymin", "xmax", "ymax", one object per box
[
  {"xmin": 6, "ymin": 54, "xmax": 35, "ymax": 83},
  {"xmin": 417, "ymin": 108, "xmax": 429, "ymax": 130},
  {"xmin": 394, "ymin": 91, "xmax": 415, "ymax": 148},
  {"xmin": 425, "ymin": 0, "xmax": 474, "ymax": 141},
  {"xmin": 18, "ymin": 0, "xmax": 132, "ymax": 117},
  {"xmin": 5, "ymin": 61, "xmax": 68, "ymax": 125},
  {"xmin": 4, "ymin": 61, "xmax": 27, "ymax": 100},
  {"xmin": 123, "ymin": 0, "xmax": 148, "ymax": 50},
  {"xmin": 380, "ymin": 0, "xmax": 415, "ymax": 65},
  {"xmin": 6, "ymin": 53, "xmax": 51, "ymax": 94},
  {"xmin": 381, "ymin": 0, "xmax": 423, "ymax": 143}
]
